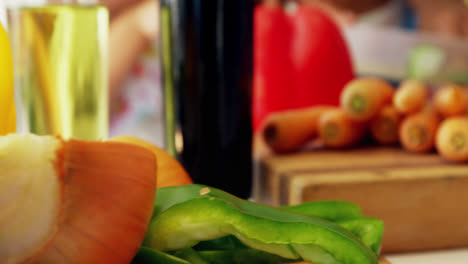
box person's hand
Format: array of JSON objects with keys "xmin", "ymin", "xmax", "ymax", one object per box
[
  {"xmin": 102, "ymin": 0, "xmax": 154, "ymax": 19},
  {"xmin": 103, "ymin": 0, "xmax": 159, "ymax": 108}
]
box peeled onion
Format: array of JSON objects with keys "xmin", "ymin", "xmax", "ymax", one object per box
[{"xmin": 0, "ymin": 134, "xmax": 157, "ymax": 264}]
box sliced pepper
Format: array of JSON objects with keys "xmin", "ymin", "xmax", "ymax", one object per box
[
  {"xmin": 282, "ymin": 201, "xmax": 363, "ymax": 221},
  {"xmin": 336, "ymin": 217, "xmax": 383, "ymax": 255},
  {"xmin": 194, "ymin": 235, "xmax": 248, "ymax": 251},
  {"xmin": 195, "ymin": 219, "xmax": 383, "ymax": 256},
  {"xmin": 173, "ymin": 247, "xmax": 296, "ymax": 264},
  {"xmin": 173, "ymin": 248, "xmax": 210, "ymax": 264},
  {"xmin": 282, "ymin": 202, "xmax": 383, "ymax": 255},
  {"xmin": 152, "ymin": 185, "xmax": 383, "ymax": 255},
  {"xmin": 132, "ymin": 247, "xmax": 190, "ymax": 264},
  {"xmin": 145, "ymin": 185, "xmax": 378, "ymax": 264},
  {"xmin": 197, "ymin": 249, "xmax": 297, "ymax": 264},
  {"xmin": 152, "ymin": 185, "xmax": 358, "ymax": 221}
]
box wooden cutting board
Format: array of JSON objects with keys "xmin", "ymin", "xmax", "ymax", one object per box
[{"xmin": 254, "ymin": 146, "xmax": 468, "ymax": 254}]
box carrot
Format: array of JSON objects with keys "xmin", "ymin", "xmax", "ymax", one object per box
[
  {"xmin": 393, "ymin": 80, "xmax": 429, "ymax": 114},
  {"xmin": 370, "ymin": 105, "xmax": 402, "ymax": 145},
  {"xmin": 436, "ymin": 117, "xmax": 468, "ymax": 162},
  {"xmin": 399, "ymin": 110, "xmax": 440, "ymax": 153},
  {"xmin": 340, "ymin": 77, "xmax": 394, "ymax": 122},
  {"xmin": 318, "ymin": 108, "xmax": 366, "ymax": 148},
  {"xmin": 262, "ymin": 106, "xmax": 333, "ymax": 153},
  {"xmin": 433, "ymin": 84, "xmax": 468, "ymax": 117}
]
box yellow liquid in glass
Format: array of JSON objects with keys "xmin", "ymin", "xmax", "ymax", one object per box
[{"xmin": 8, "ymin": 5, "xmax": 109, "ymax": 140}]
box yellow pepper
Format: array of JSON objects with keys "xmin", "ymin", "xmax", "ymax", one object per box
[{"xmin": 0, "ymin": 22, "xmax": 16, "ymax": 135}]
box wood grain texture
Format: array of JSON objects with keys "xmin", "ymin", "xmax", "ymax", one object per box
[
  {"xmin": 256, "ymin": 147, "xmax": 468, "ymax": 253},
  {"xmin": 256, "ymin": 147, "xmax": 444, "ymax": 205}
]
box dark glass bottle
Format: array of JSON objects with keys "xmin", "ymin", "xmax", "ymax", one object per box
[{"xmin": 160, "ymin": 0, "xmax": 254, "ymax": 198}]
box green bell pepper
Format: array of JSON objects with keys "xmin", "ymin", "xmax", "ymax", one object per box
[
  {"xmin": 132, "ymin": 247, "xmax": 190, "ymax": 264},
  {"xmin": 194, "ymin": 235, "xmax": 248, "ymax": 251},
  {"xmin": 336, "ymin": 217, "xmax": 383, "ymax": 255},
  {"xmin": 194, "ymin": 218, "xmax": 383, "ymax": 257},
  {"xmin": 151, "ymin": 185, "xmax": 383, "ymax": 255},
  {"xmin": 145, "ymin": 185, "xmax": 378, "ymax": 264},
  {"xmin": 173, "ymin": 247, "xmax": 296, "ymax": 264},
  {"xmin": 152, "ymin": 185, "xmax": 360, "ymax": 221},
  {"xmin": 173, "ymin": 248, "xmax": 210, "ymax": 264},
  {"xmin": 282, "ymin": 201, "xmax": 363, "ymax": 221},
  {"xmin": 196, "ymin": 249, "xmax": 297, "ymax": 264},
  {"xmin": 282, "ymin": 203, "xmax": 383, "ymax": 255},
  {"xmin": 133, "ymin": 246, "xmax": 295, "ymax": 264}
]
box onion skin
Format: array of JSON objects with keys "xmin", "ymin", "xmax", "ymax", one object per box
[
  {"xmin": 110, "ymin": 136, "xmax": 192, "ymax": 188},
  {"xmin": 0, "ymin": 135, "xmax": 157, "ymax": 264}
]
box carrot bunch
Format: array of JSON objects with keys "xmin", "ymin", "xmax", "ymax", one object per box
[{"xmin": 260, "ymin": 77, "xmax": 468, "ymax": 162}]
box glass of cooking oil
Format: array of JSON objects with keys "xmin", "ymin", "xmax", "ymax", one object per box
[{"xmin": 6, "ymin": 0, "xmax": 109, "ymax": 140}]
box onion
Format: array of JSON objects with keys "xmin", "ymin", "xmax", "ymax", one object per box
[
  {"xmin": 111, "ymin": 136, "xmax": 192, "ymax": 188},
  {"xmin": 0, "ymin": 134, "xmax": 157, "ymax": 264}
]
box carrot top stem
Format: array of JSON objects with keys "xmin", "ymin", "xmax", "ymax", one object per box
[
  {"xmin": 350, "ymin": 95, "xmax": 367, "ymax": 113},
  {"xmin": 451, "ymin": 133, "xmax": 466, "ymax": 152}
]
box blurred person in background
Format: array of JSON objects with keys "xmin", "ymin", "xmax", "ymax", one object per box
[
  {"xmin": 302, "ymin": 0, "xmax": 468, "ymax": 37},
  {"xmin": 104, "ymin": 0, "xmax": 164, "ymax": 145},
  {"xmin": 105, "ymin": 0, "xmax": 159, "ymax": 106},
  {"xmin": 104, "ymin": 0, "xmax": 468, "ymax": 145},
  {"xmin": 105, "ymin": 0, "xmax": 468, "ymax": 96}
]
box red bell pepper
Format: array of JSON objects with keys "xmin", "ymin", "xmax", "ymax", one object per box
[
  {"xmin": 290, "ymin": 5, "xmax": 355, "ymax": 108},
  {"xmin": 253, "ymin": 4, "xmax": 293, "ymax": 131},
  {"xmin": 253, "ymin": 3, "xmax": 355, "ymax": 132}
]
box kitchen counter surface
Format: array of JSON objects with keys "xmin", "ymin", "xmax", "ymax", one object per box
[{"xmin": 387, "ymin": 248, "xmax": 468, "ymax": 263}]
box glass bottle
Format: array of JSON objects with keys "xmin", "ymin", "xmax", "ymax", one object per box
[
  {"xmin": 6, "ymin": 0, "xmax": 109, "ymax": 140},
  {"xmin": 160, "ymin": 0, "xmax": 254, "ymax": 198}
]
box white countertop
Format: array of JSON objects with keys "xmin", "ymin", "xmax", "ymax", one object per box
[{"xmin": 387, "ymin": 248, "xmax": 468, "ymax": 264}]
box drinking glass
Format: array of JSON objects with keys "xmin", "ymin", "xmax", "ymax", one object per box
[{"xmin": 6, "ymin": 0, "xmax": 109, "ymax": 140}]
